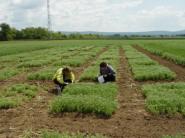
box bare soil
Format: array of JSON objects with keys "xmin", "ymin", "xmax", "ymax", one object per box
[{"xmin": 0, "ymin": 47, "xmax": 185, "ymax": 138}]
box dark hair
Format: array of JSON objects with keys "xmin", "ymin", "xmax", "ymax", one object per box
[
  {"xmin": 63, "ymin": 67, "xmax": 71, "ymax": 74},
  {"xmin": 100, "ymin": 62, "xmax": 107, "ymax": 68}
]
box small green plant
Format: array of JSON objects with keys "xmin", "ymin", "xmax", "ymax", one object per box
[
  {"xmin": 0, "ymin": 83, "xmax": 38, "ymax": 109},
  {"xmin": 0, "ymin": 68, "xmax": 19, "ymax": 80}
]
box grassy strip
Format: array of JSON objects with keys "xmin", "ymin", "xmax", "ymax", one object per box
[
  {"xmin": 0, "ymin": 84, "xmax": 38, "ymax": 109},
  {"xmin": 142, "ymin": 82, "xmax": 185, "ymax": 115},
  {"xmin": 80, "ymin": 47, "xmax": 119, "ymax": 81},
  {"xmin": 140, "ymin": 43, "xmax": 185, "ymax": 66},
  {"xmin": 122, "ymin": 46, "xmax": 176, "ymax": 81},
  {"xmin": 50, "ymin": 83, "xmax": 118, "ymax": 116},
  {"xmin": 27, "ymin": 67, "xmax": 56, "ymax": 80},
  {"xmin": 0, "ymin": 68, "xmax": 19, "ymax": 80}
]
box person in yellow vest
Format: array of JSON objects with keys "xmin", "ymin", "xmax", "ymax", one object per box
[{"xmin": 53, "ymin": 67, "xmax": 75, "ymax": 95}]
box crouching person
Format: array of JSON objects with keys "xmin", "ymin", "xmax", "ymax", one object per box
[
  {"xmin": 52, "ymin": 67, "xmax": 75, "ymax": 95},
  {"xmin": 98, "ymin": 62, "xmax": 116, "ymax": 83}
]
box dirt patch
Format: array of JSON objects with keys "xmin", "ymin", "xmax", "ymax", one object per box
[
  {"xmin": 0, "ymin": 47, "xmax": 185, "ymax": 138},
  {"xmin": 134, "ymin": 45, "xmax": 185, "ymax": 82}
]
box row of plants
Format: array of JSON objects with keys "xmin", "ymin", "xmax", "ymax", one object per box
[
  {"xmin": 50, "ymin": 83, "xmax": 118, "ymax": 116},
  {"xmin": 140, "ymin": 43, "xmax": 185, "ymax": 66},
  {"xmin": 0, "ymin": 46, "xmax": 97, "ymax": 81},
  {"xmin": 49, "ymin": 47, "xmax": 120, "ymax": 117},
  {"xmin": 27, "ymin": 47, "xmax": 105, "ymax": 81},
  {"xmin": 0, "ymin": 83, "xmax": 38, "ymax": 109},
  {"xmin": 142, "ymin": 82, "xmax": 185, "ymax": 115},
  {"xmin": 79, "ymin": 47, "xmax": 119, "ymax": 81},
  {"xmin": 122, "ymin": 46, "xmax": 176, "ymax": 81}
]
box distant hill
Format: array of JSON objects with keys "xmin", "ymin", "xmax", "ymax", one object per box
[{"xmin": 62, "ymin": 30, "xmax": 185, "ymax": 36}]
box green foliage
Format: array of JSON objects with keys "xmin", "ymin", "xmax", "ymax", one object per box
[
  {"xmin": 140, "ymin": 41, "xmax": 185, "ymax": 66},
  {"xmin": 0, "ymin": 23, "xmax": 16, "ymax": 41},
  {"xmin": 0, "ymin": 84, "xmax": 38, "ymax": 109},
  {"xmin": 27, "ymin": 67, "xmax": 56, "ymax": 80},
  {"xmin": 63, "ymin": 83, "xmax": 118, "ymax": 100},
  {"xmin": 50, "ymin": 83, "xmax": 118, "ymax": 116},
  {"xmin": 142, "ymin": 82, "xmax": 185, "ymax": 115},
  {"xmin": 79, "ymin": 48, "xmax": 119, "ymax": 81},
  {"xmin": 0, "ymin": 68, "xmax": 19, "ymax": 80},
  {"xmin": 132, "ymin": 65, "xmax": 176, "ymax": 81},
  {"xmin": 17, "ymin": 60, "xmax": 51, "ymax": 68},
  {"xmin": 123, "ymin": 46, "xmax": 176, "ymax": 81}
]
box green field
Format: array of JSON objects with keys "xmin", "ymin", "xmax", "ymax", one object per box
[
  {"xmin": 0, "ymin": 40, "xmax": 185, "ymax": 137},
  {"xmin": 138, "ymin": 40, "xmax": 185, "ymax": 66}
]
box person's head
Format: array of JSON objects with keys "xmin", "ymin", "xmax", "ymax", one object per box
[
  {"xmin": 100, "ymin": 62, "xmax": 108, "ymax": 68},
  {"xmin": 63, "ymin": 67, "xmax": 71, "ymax": 75}
]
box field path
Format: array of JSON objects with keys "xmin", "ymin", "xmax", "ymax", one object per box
[{"xmin": 134, "ymin": 45, "xmax": 185, "ymax": 82}]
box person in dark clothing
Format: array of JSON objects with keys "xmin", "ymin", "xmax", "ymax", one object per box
[{"xmin": 98, "ymin": 62, "xmax": 116, "ymax": 83}]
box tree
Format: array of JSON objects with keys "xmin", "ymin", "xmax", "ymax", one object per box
[{"xmin": 0, "ymin": 23, "xmax": 16, "ymax": 41}]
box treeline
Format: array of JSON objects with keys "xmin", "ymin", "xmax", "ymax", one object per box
[
  {"xmin": 0, "ymin": 23, "xmax": 107, "ymax": 41},
  {"xmin": 0, "ymin": 23, "xmax": 185, "ymax": 41}
]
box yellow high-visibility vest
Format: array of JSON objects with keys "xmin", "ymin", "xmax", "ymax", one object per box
[{"xmin": 52, "ymin": 68, "xmax": 75, "ymax": 84}]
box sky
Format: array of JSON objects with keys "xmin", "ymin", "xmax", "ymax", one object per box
[{"xmin": 0, "ymin": 0, "xmax": 185, "ymax": 32}]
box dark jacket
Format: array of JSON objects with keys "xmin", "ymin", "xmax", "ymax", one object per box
[{"xmin": 100, "ymin": 65, "xmax": 116, "ymax": 76}]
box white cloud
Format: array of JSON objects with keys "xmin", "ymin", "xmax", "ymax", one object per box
[{"xmin": 0, "ymin": 0, "xmax": 185, "ymax": 32}]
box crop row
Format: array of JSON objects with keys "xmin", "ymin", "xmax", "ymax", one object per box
[
  {"xmin": 49, "ymin": 47, "xmax": 120, "ymax": 116},
  {"xmin": 140, "ymin": 43, "xmax": 185, "ymax": 66},
  {"xmin": 50, "ymin": 83, "xmax": 118, "ymax": 116},
  {"xmin": 27, "ymin": 47, "xmax": 104, "ymax": 81},
  {"xmin": 79, "ymin": 47, "xmax": 120, "ymax": 81},
  {"xmin": 0, "ymin": 83, "xmax": 38, "ymax": 109},
  {"xmin": 122, "ymin": 46, "xmax": 176, "ymax": 81},
  {"xmin": 142, "ymin": 82, "xmax": 185, "ymax": 116},
  {"xmin": 0, "ymin": 46, "xmax": 99, "ymax": 81}
]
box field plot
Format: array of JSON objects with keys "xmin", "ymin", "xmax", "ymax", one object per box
[
  {"xmin": 142, "ymin": 82, "xmax": 185, "ymax": 115},
  {"xmin": 0, "ymin": 40, "xmax": 185, "ymax": 138},
  {"xmin": 122, "ymin": 45, "xmax": 176, "ymax": 81},
  {"xmin": 0, "ymin": 83, "xmax": 38, "ymax": 109},
  {"xmin": 80, "ymin": 47, "xmax": 119, "ymax": 81},
  {"xmin": 139, "ymin": 41, "xmax": 185, "ymax": 66},
  {"xmin": 27, "ymin": 47, "xmax": 104, "ymax": 81},
  {"xmin": 50, "ymin": 83, "xmax": 118, "ymax": 116}
]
